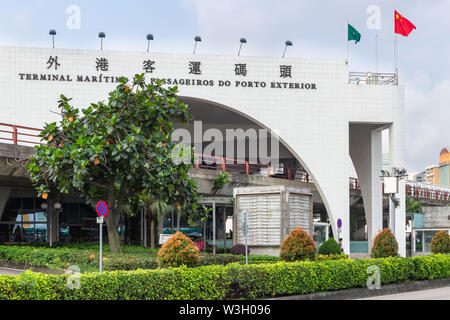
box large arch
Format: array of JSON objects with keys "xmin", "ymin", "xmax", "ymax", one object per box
[{"xmin": 177, "ymin": 96, "xmax": 340, "ymax": 242}]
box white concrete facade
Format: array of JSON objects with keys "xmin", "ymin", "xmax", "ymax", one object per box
[{"xmin": 0, "ymin": 46, "xmax": 406, "ymax": 255}]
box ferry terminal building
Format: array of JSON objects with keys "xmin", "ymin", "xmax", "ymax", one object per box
[{"xmin": 0, "ymin": 45, "xmax": 406, "ymax": 256}]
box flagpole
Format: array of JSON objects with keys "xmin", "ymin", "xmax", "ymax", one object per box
[
  {"xmin": 345, "ymin": 19, "xmax": 348, "ymax": 63},
  {"xmin": 375, "ymin": 33, "xmax": 378, "ymax": 74},
  {"xmin": 394, "ymin": 33, "xmax": 398, "ymax": 84},
  {"xmin": 394, "ymin": 9, "xmax": 399, "ymax": 85}
]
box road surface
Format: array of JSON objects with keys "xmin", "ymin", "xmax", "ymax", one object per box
[
  {"xmin": 0, "ymin": 266, "xmax": 25, "ymax": 276},
  {"xmin": 360, "ymin": 286, "xmax": 450, "ymax": 300}
]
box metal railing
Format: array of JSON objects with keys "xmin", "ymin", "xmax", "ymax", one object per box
[
  {"xmin": 0, "ymin": 123, "xmax": 42, "ymax": 146},
  {"xmin": 349, "ymin": 72, "xmax": 398, "ymax": 85},
  {"xmin": 194, "ymin": 153, "xmax": 310, "ymax": 182},
  {"xmin": 1, "ymin": 122, "xmax": 449, "ymax": 202}
]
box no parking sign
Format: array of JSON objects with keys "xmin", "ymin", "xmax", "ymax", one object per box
[{"xmin": 96, "ymin": 201, "xmax": 108, "ymax": 217}]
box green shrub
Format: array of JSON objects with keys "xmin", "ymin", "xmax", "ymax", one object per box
[
  {"xmin": 0, "ymin": 255, "xmax": 449, "ymax": 300},
  {"xmin": 157, "ymin": 231, "xmax": 200, "ymax": 267},
  {"xmin": 279, "ymin": 227, "xmax": 316, "ymax": 262},
  {"xmin": 370, "ymin": 228, "xmax": 399, "ymax": 258},
  {"xmin": 431, "ymin": 231, "xmax": 450, "ymax": 254},
  {"xmin": 318, "ymin": 238, "xmax": 342, "ymax": 255},
  {"xmin": 316, "ymin": 253, "xmax": 349, "ymax": 261},
  {"xmin": 195, "ymin": 253, "xmax": 241, "ymax": 266},
  {"xmin": 411, "ymin": 254, "xmax": 450, "ymax": 280}
]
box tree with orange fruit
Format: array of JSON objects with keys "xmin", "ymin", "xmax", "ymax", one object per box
[{"xmin": 27, "ymin": 74, "xmax": 200, "ymax": 253}]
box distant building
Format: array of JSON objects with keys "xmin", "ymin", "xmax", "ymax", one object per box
[
  {"xmin": 424, "ymin": 165, "xmax": 439, "ymax": 185},
  {"xmin": 439, "ymin": 147, "xmax": 450, "ymax": 186},
  {"xmin": 414, "ymin": 171, "xmax": 425, "ymax": 183}
]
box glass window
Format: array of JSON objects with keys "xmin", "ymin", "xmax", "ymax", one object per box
[
  {"xmin": 424, "ymin": 231, "xmax": 438, "ymax": 253},
  {"xmin": 415, "ymin": 231, "xmax": 423, "ymax": 252}
]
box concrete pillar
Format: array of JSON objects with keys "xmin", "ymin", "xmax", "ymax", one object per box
[
  {"xmin": 349, "ymin": 124, "xmax": 383, "ymax": 253},
  {"xmin": 0, "ymin": 187, "xmax": 11, "ymax": 221}
]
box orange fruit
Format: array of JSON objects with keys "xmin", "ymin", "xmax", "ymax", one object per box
[
  {"xmin": 68, "ymin": 116, "xmax": 74, "ymax": 122},
  {"xmin": 125, "ymin": 86, "xmax": 130, "ymax": 92},
  {"xmin": 42, "ymin": 192, "xmax": 48, "ymax": 199},
  {"xmin": 94, "ymin": 157, "xmax": 100, "ymax": 165},
  {"xmin": 48, "ymin": 134, "xmax": 53, "ymax": 142}
]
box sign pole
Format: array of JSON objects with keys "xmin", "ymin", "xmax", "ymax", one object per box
[
  {"xmin": 99, "ymin": 221, "xmax": 103, "ymax": 274},
  {"xmin": 96, "ymin": 200, "xmax": 108, "ymax": 274}
]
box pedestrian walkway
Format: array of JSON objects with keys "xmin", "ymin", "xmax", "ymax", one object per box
[
  {"xmin": 0, "ymin": 266, "xmax": 25, "ymax": 276},
  {"xmin": 360, "ymin": 286, "xmax": 450, "ymax": 300}
]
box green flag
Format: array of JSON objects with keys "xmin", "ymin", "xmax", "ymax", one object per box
[{"xmin": 348, "ymin": 24, "xmax": 361, "ymax": 43}]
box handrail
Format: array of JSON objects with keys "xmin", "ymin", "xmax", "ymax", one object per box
[
  {"xmin": 349, "ymin": 72, "xmax": 398, "ymax": 85},
  {"xmin": 0, "ymin": 123, "xmax": 42, "ymax": 146},
  {"xmin": 1, "ymin": 122, "xmax": 449, "ymax": 202}
]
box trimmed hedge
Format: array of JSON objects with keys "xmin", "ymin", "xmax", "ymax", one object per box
[
  {"xmin": 1, "ymin": 254, "xmax": 449, "ymax": 300},
  {"xmin": 318, "ymin": 239, "xmax": 342, "ymax": 255}
]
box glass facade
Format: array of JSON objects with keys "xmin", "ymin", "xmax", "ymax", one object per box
[
  {"xmin": 0, "ymin": 196, "xmax": 99, "ymax": 244},
  {"xmin": 0, "ymin": 197, "xmax": 47, "ymax": 243},
  {"xmin": 414, "ymin": 229, "xmax": 446, "ymax": 253}
]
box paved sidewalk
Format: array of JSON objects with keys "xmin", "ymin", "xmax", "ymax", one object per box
[
  {"xmin": 360, "ymin": 286, "xmax": 450, "ymax": 300},
  {"xmin": 0, "ymin": 266, "xmax": 25, "ymax": 276}
]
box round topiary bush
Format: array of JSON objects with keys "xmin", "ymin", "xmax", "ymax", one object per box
[
  {"xmin": 318, "ymin": 238, "xmax": 342, "ymax": 255},
  {"xmin": 230, "ymin": 244, "xmax": 250, "ymax": 256},
  {"xmin": 370, "ymin": 228, "xmax": 399, "ymax": 258},
  {"xmin": 280, "ymin": 227, "xmax": 316, "ymax": 262},
  {"xmin": 157, "ymin": 231, "xmax": 200, "ymax": 267},
  {"xmin": 431, "ymin": 230, "xmax": 450, "ymax": 254}
]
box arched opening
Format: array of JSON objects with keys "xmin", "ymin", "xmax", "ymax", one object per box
[{"xmin": 170, "ymin": 96, "xmax": 334, "ymax": 250}]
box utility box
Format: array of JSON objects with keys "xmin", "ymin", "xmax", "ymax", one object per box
[{"xmin": 233, "ymin": 185, "xmax": 313, "ymax": 256}]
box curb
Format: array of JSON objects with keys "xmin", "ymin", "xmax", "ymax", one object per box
[{"xmin": 266, "ymin": 278, "xmax": 450, "ymax": 300}]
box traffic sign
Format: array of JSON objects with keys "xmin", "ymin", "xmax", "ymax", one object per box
[
  {"xmin": 337, "ymin": 218, "xmax": 342, "ymax": 229},
  {"xmin": 96, "ymin": 216, "xmax": 104, "ymax": 224},
  {"xmin": 96, "ymin": 201, "xmax": 108, "ymax": 217}
]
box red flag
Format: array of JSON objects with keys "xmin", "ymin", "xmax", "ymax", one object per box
[{"xmin": 395, "ymin": 10, "xmax": 416, "ymax": 37}]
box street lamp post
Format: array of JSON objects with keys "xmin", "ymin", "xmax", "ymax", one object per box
[{"xmin": 380, "ymin": 167, "xmax": 407, "ymax": 233}]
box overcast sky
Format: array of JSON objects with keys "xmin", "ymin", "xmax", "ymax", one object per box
[{"xmin": 0, "ymin": 0, "xmax": 448, "ymax": 173}]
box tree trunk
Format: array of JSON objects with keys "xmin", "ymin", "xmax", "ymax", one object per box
[
  {"xmin": 106, "ymin": 189, "xmax": 122, "ymax": 253},
  {"xmin": 150, "ymin": 216, "xmax": 155, "ymax": 249},
  {"xmin": 106, "ymin": 214, "xmax": 121, "ymax": 253}
]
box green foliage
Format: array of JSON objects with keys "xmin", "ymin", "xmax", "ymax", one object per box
[
  {"xmin": 431, "ymin": 231, "xmax": 450, "ymax": 254},
  {"xmin": 318, "ymin": 238, "xmax": 342, "ymax": 255},
  {"xmin": 157, "ymin": 231, "xmax": 200, "ymax": 267},
  {"xmin": 213, "ymin": 172, "xmax": 229, "ymax": 194},
  {"xmin": 411, "ymin": 254, "xmax": 450, "ymax": 280},
  {"xmin": 26, "ymin": 75, "xmax": 200, "ymax": 252},
  {"xmin": 280, "ymin": 227, "xmax": 316, "ymax": 262},
  {"xmin": 0, "ymin": 254, "xmax": 449, "ymax": 300},
  {"xmin": 315, "ymin": 253, "xmax": 349, "ymax": 261},
  {"xmin": 405, "ymin": 196, "xmax": 422, "ymax": 213},
  {"xmin": 195, "ymin": 254, "xmax": 241, "ymax": 267},
  {"xmin": 370, "ymin": 228, "xmax": 399, "ymax": 258}
]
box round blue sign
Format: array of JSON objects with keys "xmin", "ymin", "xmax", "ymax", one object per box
[
  {"xmin": 337, "ymin": 218, "xmax": 342, "ymax": 229},
  {"xmin": 96, "ymin": 201, "xmax": 108, "ymax": 217}
]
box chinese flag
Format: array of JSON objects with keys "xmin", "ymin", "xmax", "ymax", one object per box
[{"xmin": 395, "ymin": 10, "xmax": 416, "ymax": 37}]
